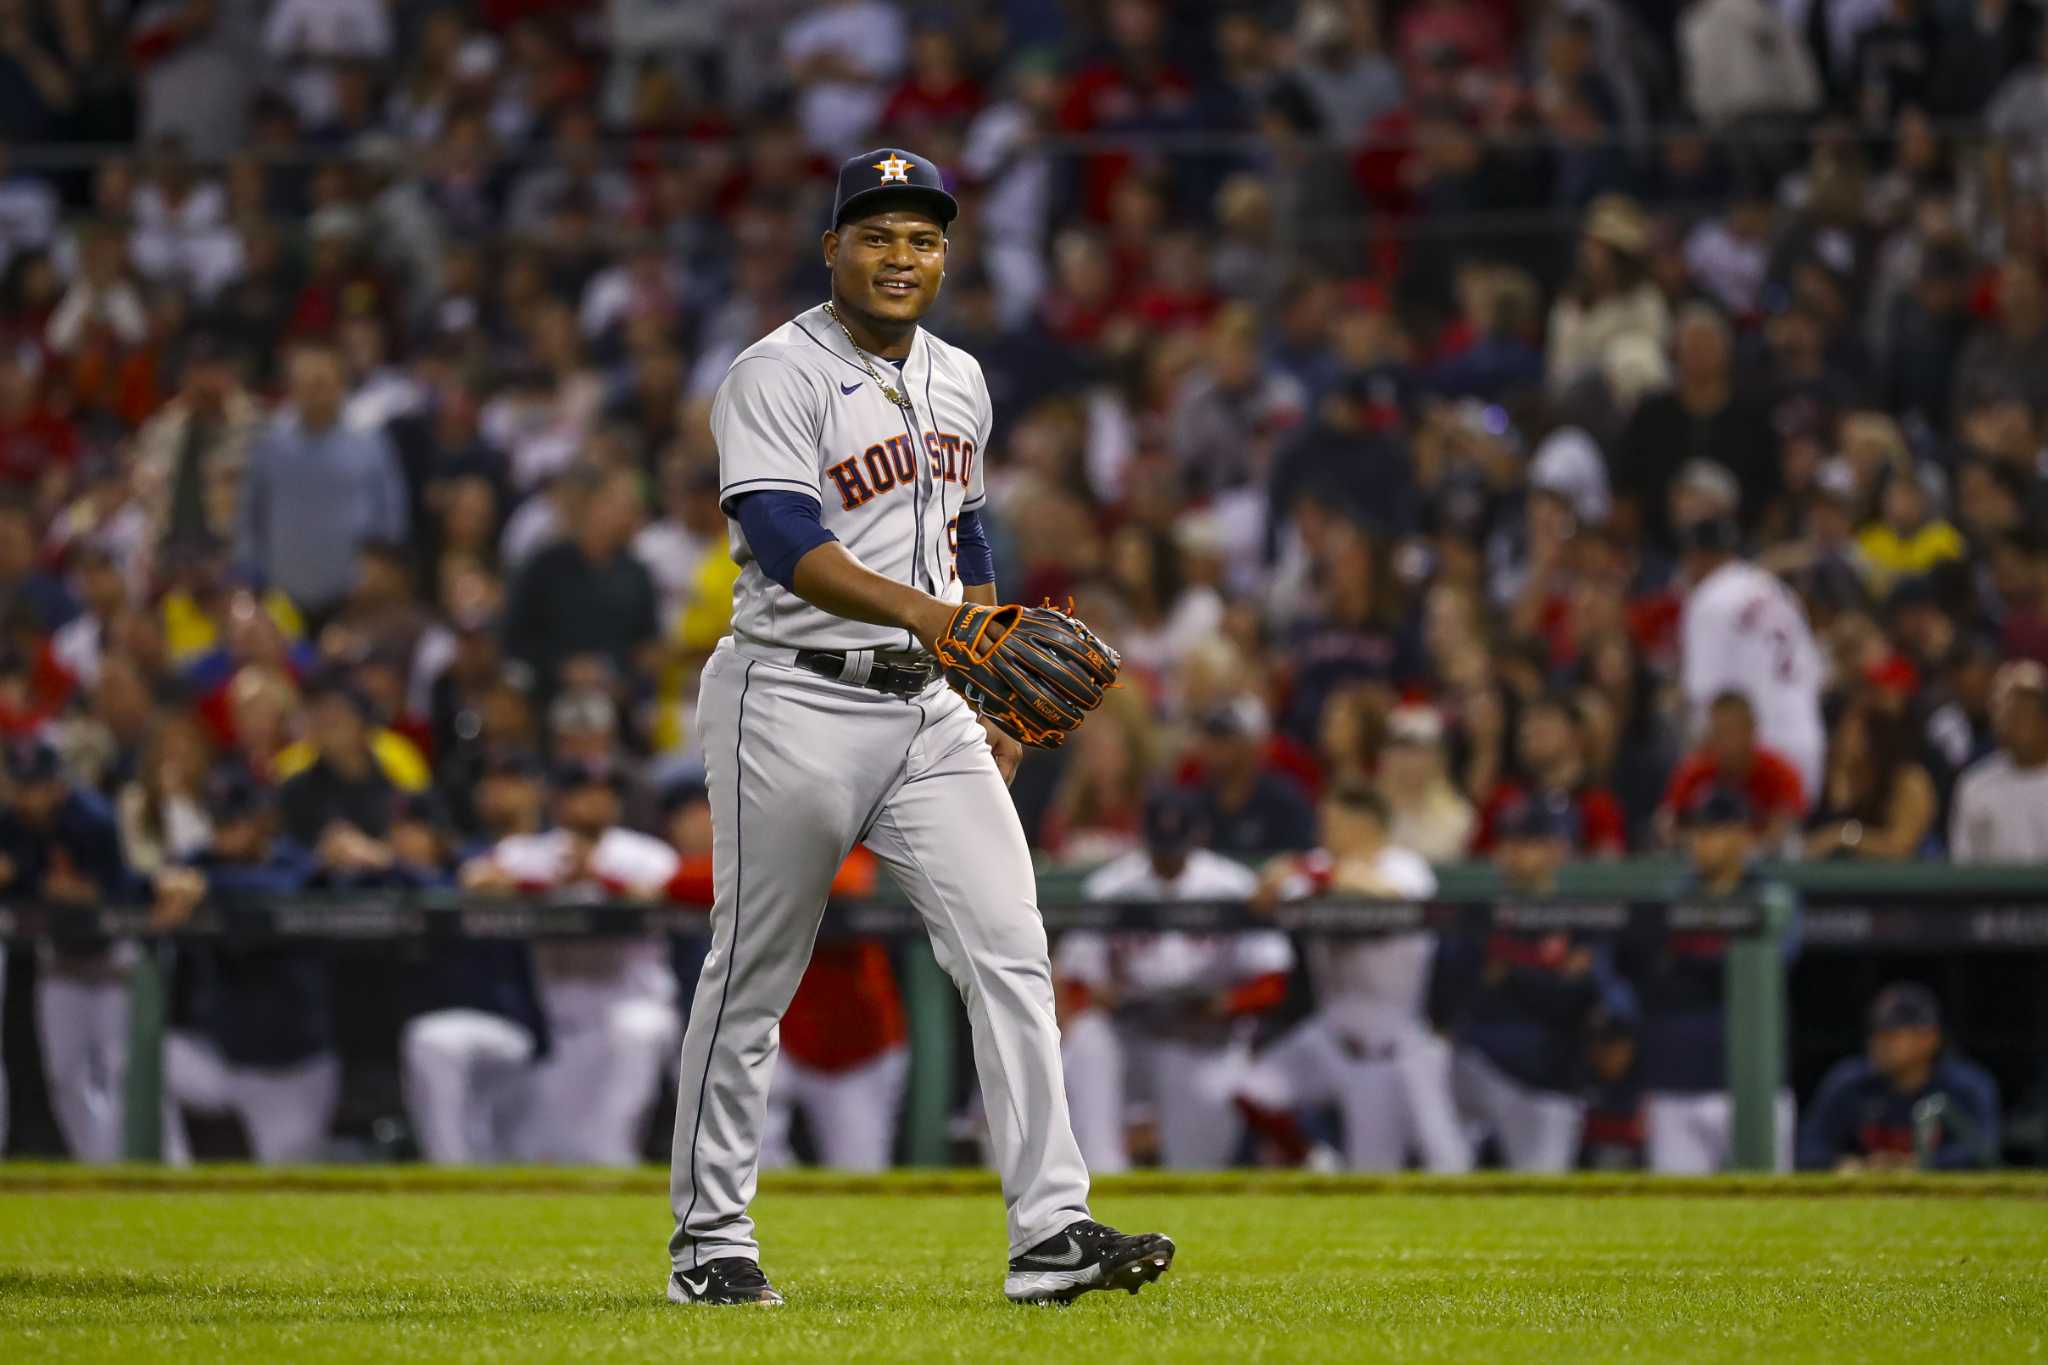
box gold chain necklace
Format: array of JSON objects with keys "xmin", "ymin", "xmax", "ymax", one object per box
[{"xmin": 823, "ymin": 301, "xmax": 913, "ymax": 410}]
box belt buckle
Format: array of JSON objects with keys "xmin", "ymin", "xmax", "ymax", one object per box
[{"xmin": 880, "ymin": 662, "xmax": 932, "ymax": 696}]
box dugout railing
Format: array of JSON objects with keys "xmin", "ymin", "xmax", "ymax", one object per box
[{"xmin": 7, "ymin": 861, "xmax": 2048, "ymax": 1169}]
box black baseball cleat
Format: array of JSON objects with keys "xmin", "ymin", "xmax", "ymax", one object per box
[
  {"xmin": 1004, "ymin": 1219, "xmax": 1175, "ymax": 1305},
  {"xmin": 667, "ymin": 1258, "xmax": 784, "ymax": 1306}
]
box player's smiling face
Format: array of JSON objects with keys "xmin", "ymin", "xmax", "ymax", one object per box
[{"xmin": 826, "ymin": 209, "xmax": 947, "ymax": 338}]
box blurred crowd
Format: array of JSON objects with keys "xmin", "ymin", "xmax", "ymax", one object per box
[{"xmin": 0, "ymin": 0, "xmax": 2043, "ymax": 1169}]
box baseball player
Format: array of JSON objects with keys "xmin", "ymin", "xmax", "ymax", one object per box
[
  {"xmin": 1432, "ymin": 797, "xmax": 1621, "ymax": 1171},
  {"xmin": 383, "ymin": 792, "xmax": 550, "ymax": 1166},
  {"xmin": 1055, "ymin": 786, "xmax": 1293, "ymax": 1171},
  {"xmin": 1796, "ymin": 983, "xmax": 2001, "ymax": 1172},
  {"xmin": 1236, "ymin": 784, "xmax": 1469, "ymax": 1172},
  {"xmin": 0, "ymin": 738, "xmax": 133, "ymax": 1162},
  {"xmin": 153, "ymin": 769, "xmax": 337, "ymax": 1164},
  {"xmin": 1623, "ymin": 786, "xmax": 1796, "ymax": 1172},
  {"xmin": 665, "ymin": 147, "xmax": 1171, "ymax": 1306},
  {"xmin": 462, "ymin": 759, "xmax": 679, "ymax": 1166}
]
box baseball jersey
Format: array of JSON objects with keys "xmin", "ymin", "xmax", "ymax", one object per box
[
  {"xmin": 483, "ymin": 826, "xmax": 680, "ymax": 1000},
  {"xmin": 1059, "ymin": 850, "xmax": 1293, "ymax": 999},
  {"xmin": 1680, "ymin": 559, "xmax": 1826, "ymax": 794},
  {"xmin": 1277, "ymin": 844, "xmax": 1439, "ymax": 1029},
  {"xmin": 712, "ymin": 303, "xmax": 991, "ymax": 654}
]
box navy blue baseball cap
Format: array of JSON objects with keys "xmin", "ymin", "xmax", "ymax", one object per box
[
  {"xmin": 1497, "ymin": 793, "xmax": 1578, "ymax": 844},
  {"xmin": 391, "ymin": 789, "xmax": 449, "ymax": 828},
  {"xmin": 3, "ymin": 737, "xmax": 61, "ymax": 784},
  {"xmin": 1869, "ymin": 982, "xmax": 1941, "ymax": 1033},
  {"xmin": 657, "ymin": 774, "xmax": 710, "ymax": 815},
  {"xmin": 206, "ymin": 766, "xmax": 276, "ymax": 822},
  {"xmin": 832, "ymin": 147, "xmax": 958, "ymax": 230},
  {"xmin": 1142, "ymin": 786, "xmax": 1207, "ymax": 855},
  {"xmin": 1677, "ymin": 515, "xmax": 1743, "ymax": 557},
  {"xmin": 1679, "ymin": 785, "xmax": 1753, "ymax": 830},
  {"xmin": 550, "ymin": 757, "xmax": 628, "ymax": 794}
]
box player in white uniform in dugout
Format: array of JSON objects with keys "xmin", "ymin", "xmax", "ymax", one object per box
[
  {"xmin": 1237, "ymin": 783, "xmax": 1469, "ymax": 1172},
  {"xmin": 663, "ymin": 146, "xmax": 1172, "ymax": 1306},
  {"xmin": 1058, "ymin": 786, "xmax": 1294, "ymax": 1171}
]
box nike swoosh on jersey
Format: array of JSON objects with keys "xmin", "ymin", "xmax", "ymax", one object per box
[
  {"xmin": 1029, "ymin": 1237, "xmax": 1086, "ymax": 1267},
  {"xmin": 839, "ymin": 381, "xmax": 862, "ymax": 395}
]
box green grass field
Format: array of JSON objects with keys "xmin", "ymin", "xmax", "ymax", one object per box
[{"xmin": 2, "ymin": 1168, "xmax": 2045, "ymax": 1363}]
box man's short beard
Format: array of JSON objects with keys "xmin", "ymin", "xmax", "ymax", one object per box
[{"xmin": 831, "ymin": 277, "xmax": 923, "ymax": 342}]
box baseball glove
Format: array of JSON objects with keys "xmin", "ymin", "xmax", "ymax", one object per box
[{"xmin": 934, "ymin": 601, "xmax": 1120, "ymax": 748}]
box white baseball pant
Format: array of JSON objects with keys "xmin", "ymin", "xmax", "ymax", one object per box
[
  {"xmin": 670, "ymin": 645, "xmax": 1091, "ymax": 1270},
  {"xmin": 1137, "ymin": 1036, "xmax": 1254, "ymax": 1168},
  {"xmin": 761, "ymin": 1044, "xmax": 910, "ymax": 1170},
  {"xmin": 1060, "ymin": 1012, "xmax": 1255, "ymax": 1170},
  {"xmin": 1061, "ymin": 1009, "xmax": 1128, "ymax": 1173},
  {"xmin": 1241, "ymin": 1011, "xmax": 1471, "ymax": 1172},
  {"xmin": 1450, "ymin": 1047, "xmax": 1584, "ymax": 1172},
  {"xmin": 401, "ymin": 1009, "xmax": 538, "ymax": 1164},
  {"xmin": 1644, "ymin": 1090, "xmax": 1795, "ymax": 1173},
  {"xmin": 36, "ymin": 972, "xmax": 130, "ymax": 1162},
  {"xmin": 161, "ymin": 1031, "xmax": 339, "ymax": 1165},
  {"xmin": 521, "ymin": 984, "xmax": 679, "ymax": 1166}
]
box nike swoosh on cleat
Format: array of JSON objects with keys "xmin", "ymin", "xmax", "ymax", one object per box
[
  {"xmin": 677, "ymin": 1272, "xmax": 709, "ymax": 1298},
  {"xmin": 1031, "ymin": 1237, "xmax": 1087, "ymax": 1268},
  {"xmin": 840, "ymin": 382, "xmax": 862, "ymax": 395}
]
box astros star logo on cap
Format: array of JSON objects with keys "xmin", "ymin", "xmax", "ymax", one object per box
[{"xmin": 873, "ymin": 154, "xmax": 913, "ymax": 184}]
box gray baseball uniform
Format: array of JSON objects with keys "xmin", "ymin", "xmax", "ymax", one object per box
[{"xmin": 667, "ymin": 303, "xmax": 1093, "ymax": 1269}]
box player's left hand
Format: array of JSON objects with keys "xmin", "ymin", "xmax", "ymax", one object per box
[
  {"xmin": 933, "ymin": 601, "xmax": 1120, "ymax": 749},
  {"xmin": 981, "ymin": 716, "xmax": 1023, "ymax": 785}
]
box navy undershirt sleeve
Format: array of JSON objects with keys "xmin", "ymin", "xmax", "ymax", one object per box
[
  {"xmin": 732, "ymin": 491, "xmax": 837, "ymax": 592},
  {"xmin": 955, "ymin": 506, "xmax": 996, "ymax": 586}
]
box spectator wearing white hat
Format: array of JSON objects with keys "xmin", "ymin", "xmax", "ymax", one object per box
[{"xmin": 1240, "ymin": 783, "xmax": 1467, "ymax": 1172}]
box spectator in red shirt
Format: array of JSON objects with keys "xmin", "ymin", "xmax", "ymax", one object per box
[
  {"xmin": 1057, "ymin": 0, "xmax": 1200, "ymax": 220},
  {"xmin": 1038, "ymin": 229, "xmax": 1128, "ymax": 347},
  {"xmin": 0, "ymin": 346, "xmax": 78, "ymax": 492},
  {"xmin": 1659, "ymin": 690, "xmax": 1808, "ymax": 849},
  {"xmin": 1397, "ymin": 0, "xmax": 1512, "ymax": 81},
  {"xmin": 880, "ymin": 27, "xmax": 982, "ymax": 137},
  {"xmin": 1476, "ymin": 691, "xmax": 1628, "ymax": 854},
  {"xmin": 1128, "ymin": 230, "xmax": 1222, "ymax": 334}
]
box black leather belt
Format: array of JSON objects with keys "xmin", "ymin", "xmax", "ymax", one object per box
[{"xmin": 795, "ymin": 649, "xmax": 938, "ymax": 697}]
